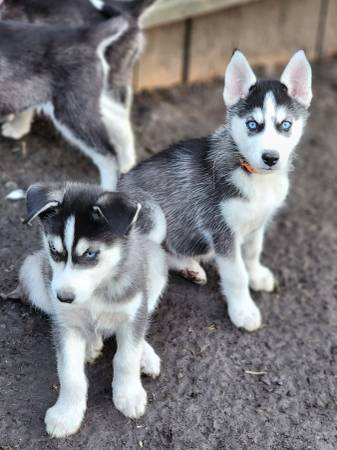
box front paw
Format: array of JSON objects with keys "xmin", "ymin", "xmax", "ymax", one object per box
[
  {"xmin": 45, "ymin": 402, "xmax": 85, "ymax": 438},
  {"xmin": 249, "ymin": 265, "xmax": 275, "ymax": 292},
  {"xmin": 86, "ymin": 337, "xmax": 103, "ymax": 364},
  {"xmin": 228, "ymin": 299, "xmax": 262, "ymax": 332},
  {"xmin": 113, "ymin": 382, "xmax": 147, "ymax": 419}
]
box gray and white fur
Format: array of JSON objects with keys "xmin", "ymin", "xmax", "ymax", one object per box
[
  {"xmin": 19, "ymin": 181, "xmax": 167, "ymax": 437},
  {"xmin": 0, "ymin": 0, "xmax": 156, "ymax": 189},
  {"xmin": 119, "ymin": 50, "xmax": 312, "ymax": 332}
]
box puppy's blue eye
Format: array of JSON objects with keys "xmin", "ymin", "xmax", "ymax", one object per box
[
  {"xmin": 84, "ymin": 249, "xmax": 99, "ymax": 260},
  {"xmin": 246, "ymin": 120, "xmax": 258, "ymax": 131},
  {"xmin": 280, "ymin": 120, "xmax": 292, "ymax": 131}
]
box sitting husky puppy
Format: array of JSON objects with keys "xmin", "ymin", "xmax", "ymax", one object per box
[
  {"xmin": 119, "ymin": 50, "xmax": 312, "ymax": 332},
  {"xmin": 19, "ymin": 182, "xmax": 167, "ymax": 437},
  {"xmin": 0, "ymin": 0, "xmax": 155, "ymax": 188}
]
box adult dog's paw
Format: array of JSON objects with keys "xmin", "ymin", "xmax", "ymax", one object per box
[
  {"xmin": 228, "ymin": 299, "xmax": 262, "ymax": 332},
  {"xmin": 249, "ymin": 265, "xmax": 275, "ymax": 292},
  {"xmin": 113, "ymin": 383, "xmax": 147, "ymax": 419},
  {"xmin": 45, "ymin": 403, "xmax": 85, "ymax": 438}
]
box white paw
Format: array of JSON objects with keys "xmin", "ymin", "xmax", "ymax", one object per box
[
  {"xmin": 45, "ymin": 402, "xmax": 85, "ymax": 438},
  {"xmin": 2, "ymin": 120, "xmax": 30, "ymax": 140},
  {"xmin": 141, "ymin": 343, "xmax": 161, "ymax": 378},
  {"xmin": 86, "ymin": 337, "xmax": 103, "ymax": 364},
  {"xmin": 249, "ymin": 265, "xmax": 275, "ymax": 292},
  {"xmin": 228, "ymin": 299, "xmax": 262, "ymax": 332},
  {"xmin": 86, "ymin": 346, "xmax": 103, "ymax": 364},
  {"xmin": 119, "ymin": 153, "xmax": 136, "ymax": 174},
  {"xmin": 178, "ymin": 261, "xmax": 207, "ymax": 285},
  {"xmin": 113, "ymin": 383, "xmax": 147, "ymax": 419}
]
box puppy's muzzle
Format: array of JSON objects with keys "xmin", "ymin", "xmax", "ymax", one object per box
[{"xmin": 57, "ymin": 290, "xmax": 75, "ymax": 304}]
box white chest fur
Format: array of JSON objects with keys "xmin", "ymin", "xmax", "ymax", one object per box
[
  {"xmin": 55, "ymin": 293, "xmax": 143, "ymax": 336},
  {"xmin": 221, "ymin": 169, "xmax": 289, "ymax": 240}
]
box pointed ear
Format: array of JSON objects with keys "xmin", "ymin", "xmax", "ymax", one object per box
[
  {"xmin": 280, "ymin": 50, "xmax": 312, "ymax": 108},
  {"xmin": 94, "ymin": 192, "xmax": 141, "ymax": 237},
  {"xmin": 223, "ymin": 50, "xmax": 257, "ymax": 107},
  {"xmin": 24, "ymin": 184, "xmax": 60, "ymax": 225}
]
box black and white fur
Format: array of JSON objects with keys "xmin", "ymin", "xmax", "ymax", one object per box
[
  {"xmin": 120, "ymin": 50, "xmax": 312, "ymax": 332},
  {"xmin": 0, "ymin": 0, "xmax": 156, "ymax": 189},
  {"xmin": 19, "ymin": 182, "xmax": 167, "ymax": 437}
]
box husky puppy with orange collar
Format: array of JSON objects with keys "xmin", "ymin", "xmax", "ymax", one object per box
[{"xmin": 119, "ymin": 50, "xmax": 313, "ymax": 331}]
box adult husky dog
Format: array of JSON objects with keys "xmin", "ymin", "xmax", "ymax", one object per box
[
  {"xmin": 18, "ymin": 182, "xmax": 167, "ymax": 437},
  {"xmin": 0, "ymin": 0, "xmax": 156, "ymax": 188},
  {"xmin": 119, "ymin": 50, "xmax": 312, "ymax": 332}
]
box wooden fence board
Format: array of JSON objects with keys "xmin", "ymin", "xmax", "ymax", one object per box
[
  {"xmin": 323, "ymin": 0, "xmax": 337, "ymax": 56},
  {"xmin": 188, "ymin": 0, "xmax": 322, "ymax": 82},
  {"xmin": 141, "ymin": 0, "xmax": 259, "ymax": 28},
  {"xmin": 136, "ymin": 22, "xmax": 185, "ymax": 90}
]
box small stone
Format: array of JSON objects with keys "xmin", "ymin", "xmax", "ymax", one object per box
[{"xmin": 6, "ymin": 189, "xmax": 26, "ymax": 201}]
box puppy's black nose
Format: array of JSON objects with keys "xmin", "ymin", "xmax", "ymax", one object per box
[
  {"xmin": 57, "ymin": 291, "xmax": 75, "ymax": 304},
  {"xmin": 262, "ymin": 151, "xmax": 279, "ymax": 167}
]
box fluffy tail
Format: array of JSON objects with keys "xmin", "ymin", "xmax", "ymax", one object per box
[{"xmin": 89, "ymin": 0, "xmax": 157, "ymax": 20}]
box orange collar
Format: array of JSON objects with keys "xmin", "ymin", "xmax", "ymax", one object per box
[{"xmin": 240, "ymin": 159, "xmax": 256, "ymax": 174}]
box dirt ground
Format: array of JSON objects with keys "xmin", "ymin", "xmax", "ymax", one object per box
[{"xmin": 1, "ymin": 58, "xmax": 337, "ymax": 450}]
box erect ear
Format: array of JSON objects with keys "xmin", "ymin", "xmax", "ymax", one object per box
[
  {"xmin": 93, "ymin": 192, "xmax": 141, "ymax": 237},
  {"xmin": 24, "ymin": 184, "xmax": 60, "ymax": 225},
  {"xmin": 223, "ymin": 49, "xmax": 257, "ymax": 107},
  {"xmin": 280, "ymin": 50, "xmax": 312, "ymax": 108}
]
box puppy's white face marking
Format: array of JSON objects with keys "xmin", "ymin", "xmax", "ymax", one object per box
[
  {"xmin": 54, "ymin": 243, "xmax": 122, "ymax": 306},
  {"xmin": 49, "ymin": 235, "xmax": 63, "ymax": 253},
  {"xmin": 231, "ymin": 91, "xmax": 305, "ymax": 173},
  {"xmin": 64, "ymin": 216, "xmax": 75, "ymax": 256},
  {"xmin": 74, "ymin": 238, "xmax": 91, "ymax": 257},
  {"xmin": 46, "ymin": 215, "xmax": 123, "ymax": 305}
]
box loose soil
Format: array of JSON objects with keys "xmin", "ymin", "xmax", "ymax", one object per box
[{"xmin": 1, "ymin": 60, "xmax": 337, "ymax": 450}]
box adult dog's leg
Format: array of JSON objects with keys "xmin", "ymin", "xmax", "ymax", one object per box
[
  {"xmin": 113, "ymin": 322, "xmax": 147, "ymax": 419},
  {"xmin": 100, "ymin": 92, "xmax": 136, "ymax": 174},
  {"xmin": 2, "ymin": 110, "xmax": 34, "ymax": 140},
  {"xmin": 242, "ymin": 226, "xmax": 276, "ymax": 292},
  {"xmin": 216, "ymin": 240, "xmax": 262, "ymax": 331},
  {"xmin": 45, "ymin": 329, "xmax": 87, "ymax": 438},
  {"xmin": 42, "ymin": 102, "xmax": 118, "ymax": 190},
  {"xmin": 167, "ymin": 253, "xmax": 207, "ymax": 285}
]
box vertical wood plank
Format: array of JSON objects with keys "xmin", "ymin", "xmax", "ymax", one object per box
[
  {"xmin": 137, "ymin": 22, "xmax": 185, "ymax": 90},
  {"xmin": 189, "ymin": 0, "xmax": 322, "ymax": 83},
  {"xmin": 322, "ymin": 0, "xmax": 337, "ymax": 57}
]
